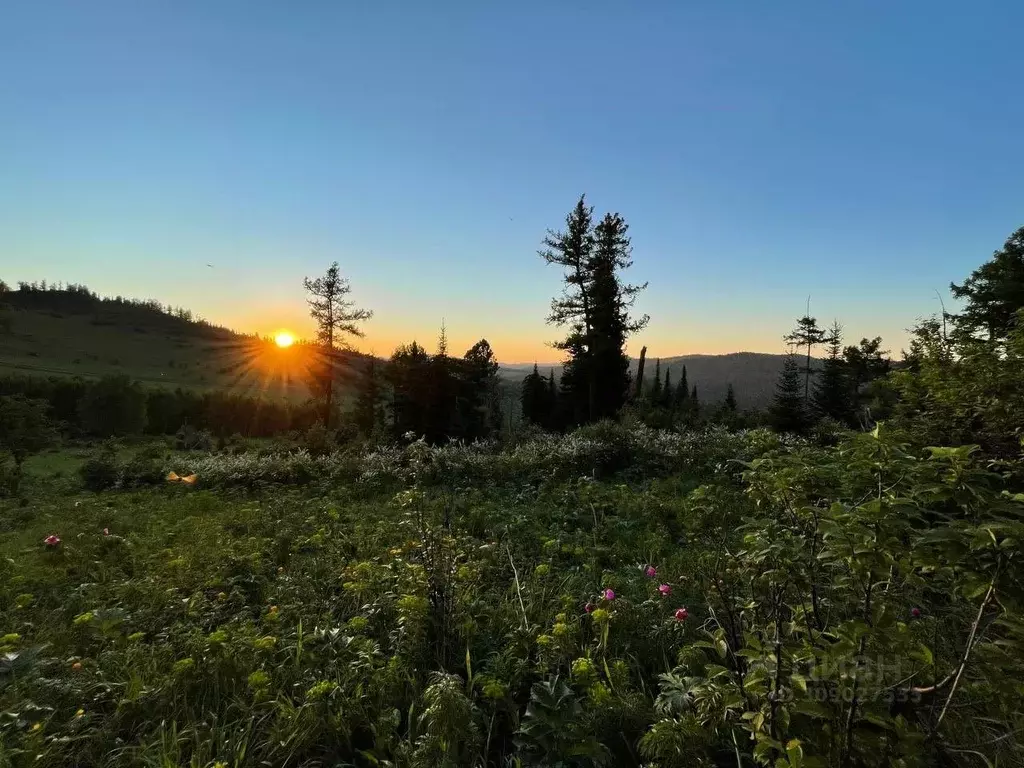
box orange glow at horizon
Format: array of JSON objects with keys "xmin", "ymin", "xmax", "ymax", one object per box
[{"xmin": 274, "ymin": 331, "xmax": 295, "ymax": 348}]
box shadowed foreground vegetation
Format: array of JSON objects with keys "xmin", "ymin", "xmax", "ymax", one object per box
[{"xmin": 1, "ymin": 420, "xmax": 1022, "ymax": 767}]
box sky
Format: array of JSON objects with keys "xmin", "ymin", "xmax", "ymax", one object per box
[{"xmin": 2, "ymin": 1, "xmax": 1022, "ymax": 363}]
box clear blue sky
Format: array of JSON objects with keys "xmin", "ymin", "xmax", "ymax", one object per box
[{"xmin": 2, "ymin": 1, "xmax": 1022, "ymax": 362}]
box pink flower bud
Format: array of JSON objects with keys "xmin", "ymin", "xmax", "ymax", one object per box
[
  {"xmin": 603, "ymin": 589, "xmax": 615, "ymax": 601},
  {"xmin": 911, "ymin": 607, "xmax": 921, "ymax": 618},
  {"xmin": 675, "ymin": 607, "xmax": 688, "ymax": 622},
  {"xmin": 584, "ymin": 602, "xmax": 594, "ymax": 614},
  {"xmin": 645, "ymin": 565, "xmax": 657, "ymax": 578},
  {"xmin": 43, "ymin": 534, "xmax": 61, "ymax": 548},
  {"xmin": 658, "ymin": 584, "xmax": 672, "ymax": 597}
]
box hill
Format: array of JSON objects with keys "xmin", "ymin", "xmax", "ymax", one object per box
[
  {"xmin": 500, "ymin": 352, "xmax": 818, "ymax": 410},
  {"xmin": 0, "ymin": 282, "xmax": 313, "ymax": 400}
]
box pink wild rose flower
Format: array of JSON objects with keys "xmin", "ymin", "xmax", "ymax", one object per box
[
  {"xmin": 658, "ymin": 584, "xmax": 672, "ymax": 597},
  {"xmin": 43, "ymin": 534, "xmax": 61, "ymax": 548},
  {"xmin": 675, "ymin": 607, "xmax": 689, "ymax": 622},
  {"xmin": 603, "ymin": 589, "xmax": 615, "ymax": 601}
]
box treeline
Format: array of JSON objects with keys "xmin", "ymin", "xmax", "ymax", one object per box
[
  {"xmin": 0, "ymin": 279, "xmax": 232, "ymax": 337},
  {"xmin": 632, "ymin": 359, "xmax": 745, "ymax": 429},
  {"xmin": 759, "ymin": 225, "xmax": 1024, "ymax": 458},
  {"xmin": 0, "ymin": 374, "xmax": 321, "ymax": 440},
  {"xmin": 300, "ymin": 264, "xmax": 506, "ymax": 444},
  {"xmin": 364, "ymin": 335, "xmax": 503, "ymax": 443},
  {"xmin": 522, "ymin": 358, "xmax": 747, "ymax": 431},
  {"xmin": 0, "ymin": 333, "xmax": 505, "ymax": 445}
]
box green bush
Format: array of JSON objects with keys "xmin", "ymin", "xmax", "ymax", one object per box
[
  {"xmin": 301, "ymin": 422, "xmax": 335, "ymax": 456},
  {"xmin": 78, "ymin": 448, "xmax": 120, "ymax": 491},
  {"xmin": 120, "ymin": 451, "xmax": 164, "ymax": 488},
  {"xmin": 174, "ymin": 423, "xmax": 213, "ymax": 451}
]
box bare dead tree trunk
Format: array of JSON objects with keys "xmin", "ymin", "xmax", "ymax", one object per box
[{"xmin": 634, "ymin": 346, "xmax": 647, "ymax": 400}]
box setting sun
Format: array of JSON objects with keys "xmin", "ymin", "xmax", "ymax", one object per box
[{"xmin": 274, "ymin": 331, "xmax": 295, "ymax": 348}]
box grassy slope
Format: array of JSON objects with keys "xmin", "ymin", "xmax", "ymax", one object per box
[{"xmin": 1, "ymin": 305, "xmax": 314, "ymax": 401}]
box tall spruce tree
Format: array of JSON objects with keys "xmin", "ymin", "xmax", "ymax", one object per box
[
  {"xmin": 556, "ymin": 336, "xmax": 588, "ymax": 428},
  {"xmin": 303, "ymin": 263, "xmax": 372, "ymax": 428},
  {"xmin": 771, "ymin": 354, "xmax": 807, "ymax": 433},
  {"xmin": 690, "ymin": 384, "xmax": 699, "ymax": 411},
  {"xmin": 354, "ymin": 355, "xmax": 385, "ymax": 437},
  {"xmin": 426, "ymin": 324, "xmax": 459, "ymax": 442},
  {"xmin": 541, "ymin": 200, "xmax": 647, "ymax": 424},
  {"xmin": 663, "ymin": 368, "xmax": 673, "ymax": 408},
  {"xmin": 674, "ymin": 365, "xmax": 689, "ymax": 409},
  {"xmin": 725, "ymin": 383, "xmax": 737, "ymax": 411},
  {"xmin": 546, "ymin": 369, "xmax": 559, "ymax": 430},
  {"xmin": 587, "ymin": 212, "xmax": 648, "ymax": 420},
  {"xmin": 387, "ymin": 341, "xmax": 431, "ymax": 439},
  {"xmin": 541, "ymin": 197, "xmax": 595, "ymax": 422},
  {"xmin": 813, "ymin": 321, "xmax": 853, "ymax": 424},
  {"xmin": 521, "ymin": 364, "xmax": 547, "ymax": 427},
  {"xmin": 785, "ymin": 313, "xmax": 826, "ymax": 406},
  {"xmin": 461, "ymin": 339, "xmax": 500, "ymax": 439},
  {"xmin": 650, "ymin": 359, "xmax": 662, "ymax": 402}
]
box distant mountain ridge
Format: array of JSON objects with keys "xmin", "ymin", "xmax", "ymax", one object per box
[{"xmin": 500, "ymin": 352, "xmax": 821, "ymax": 410}]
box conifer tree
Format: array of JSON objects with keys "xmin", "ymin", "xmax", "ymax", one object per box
[
  {"xmin": 461, "ymin": 339, "xmax": 500, "ymax": 439},
  {"xmin": 427, "ymin": 324, "xmax": 459, "ymax": 441},
  {"xmin": 546, "ymin": 369, "xmax": 559, "ymax": 430},
  {"xmin": 785, "ymin": 313, "xmax": 826, "ymax": 405},
  {"xmin": 650, "ymin": 359, "xmax": 662, "ymax": 402},
  {"xmin": 770, "ymin": 354, "xmax": 807, "ymax": 433},
  {"xmin": 813, "ymin": 321, "xmax": 852, "ymax": 424},
  {"xmin": 541, "ymin": 197, "xmax": 595, "ymax": 422},
  {"xmin": 520, "ymin": 364, "xmax": 546, "ymax": 427},
  {"xmin": 674, "ymin": 365, "xmax": 689, "ymax": 409},
  {"xmin": 725, "ymin": 383, "xmax": 737, "ymax": 411},
  {"xmin": 354, "ymin": 355, "xmax": 385, "ymax": 437},
  {"xmin": 303, "ymin": 263, "xmax": 372, "ymax": 428},
  {"xmin": 387, "ymin": 341, "xmax": 430, "ymax": 439},
  {"xmin": 588, "ymin": 212, "xmax": 648, "ymax": 419},
  {"xmin": 541, "ymin": 200, "xmax": 647, "ymax": 423},
  {"xmin": 663, "ymin": 368, "xmax": 673, "ymax": 408}
]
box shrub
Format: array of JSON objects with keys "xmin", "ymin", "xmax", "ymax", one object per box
[
  {"xmin": 120, "ymin": 450, "xmax": 164, "ymax": 488},
  {"xmin": 174, "ymin": 424, "xmax": 213, "ymax": 451},
  {"xmin": 0, "ymin": 395, "xmax": 57, "ymax": 493},
  {"xmin": 78, "ymin": 447, "xmax": 119, "ymax": 491},
  {"xmin": 302, "ymin": 422, "xmax": 335, "ymax": 456}
]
